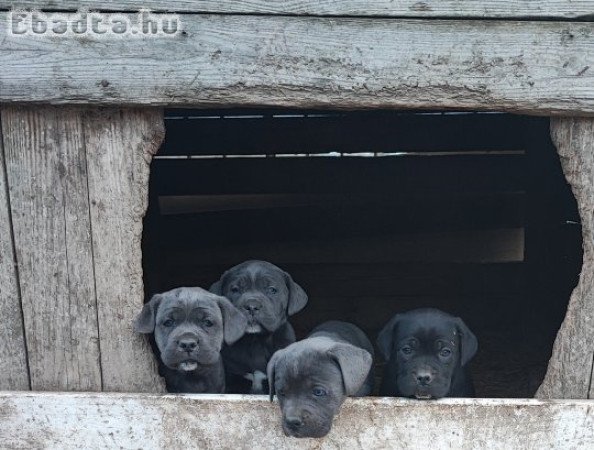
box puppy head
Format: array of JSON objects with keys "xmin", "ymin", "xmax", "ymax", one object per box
[
  {"xmin": 210, "ymin": 260, "xmax": 308, "ymax": 335},
  {"xmin": 134, "ymin": 287, "xmax": 247, "ymax": 372},
  {"xmin": 267, "ymin": 338, "xmax": 372, "ymax": 438},
  {"xmin": 377, "ymin": 308, "xmax": 477, "ymax": 399}
]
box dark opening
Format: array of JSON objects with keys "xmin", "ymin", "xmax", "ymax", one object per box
[{"xmin": 142, "ymin": 109, "xmax": 582, "ymax": 398}]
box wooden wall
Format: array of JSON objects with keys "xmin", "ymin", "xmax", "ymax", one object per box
[{"xmin": 0, "ymin": 106, "xmax": 165, "ymax": 392}]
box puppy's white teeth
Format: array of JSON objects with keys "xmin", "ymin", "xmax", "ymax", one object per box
[
  {"xmin": 246, "ymin": 324, "xmax": 263, "ymax": 334},
  {"xmin": 179, "ymin": 361, "xmax": 198, "ymax": 371}
]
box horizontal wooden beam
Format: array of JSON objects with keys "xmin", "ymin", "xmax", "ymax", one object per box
[
  {"xmin": 161, "ymin": 112, "xmax": 527, "ymax": 156},
  {"xmin": 0, "ymin": 393, "xmax": 593, "ymax": 449},
  {"xmin": 3, "ymin": 1, "xmax": 594, "ymax": 19},
  {"xmin": 1, "ymin": 15, "xmax": 594, "ymax": 114}
]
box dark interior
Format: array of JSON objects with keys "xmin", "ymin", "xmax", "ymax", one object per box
[{"xmin": 142, "ymin": 109, "xmax": 582, "ymax": 398}]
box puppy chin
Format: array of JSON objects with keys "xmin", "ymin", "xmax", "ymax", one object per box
[
  {"xmin": 178, "ymin": 361, "xmax": 198, "ymax": 372},
  {"xmin": 245, "ymin": 323, "xmax": 263, "ymax": 334},
  {"xmin": 283, "ymin": 424, "xmax": 331, "ymax": 439}
]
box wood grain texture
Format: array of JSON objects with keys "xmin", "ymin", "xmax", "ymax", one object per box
[
  {"xmin": 1, "ymin": 106, "xmax": 102, "ymax": 391},
  {"xmin": 1, "ymin": 15, "xmax": 594, "ymax": 114},
  {"xmin": 3, "ymin": 1, "xmax": 594, "ymax": 19},
  {"xmin": 83, "ymin": 108, "xmax": 165, "ymax": 392},
  {"xmin": 1, "ymin": 393, "xmax": 593, "ymax": 449},
  {"xmin": 536, "ymin": 118, "xmax": 594, "ymax": 399},
  {"xmin": 0, "ymin": 113, "xmax": 29, "ymax": 390}
]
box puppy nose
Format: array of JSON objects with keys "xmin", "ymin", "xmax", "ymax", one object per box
[
  {"xmin": 416, "ymin": 370, "xmax": 433, "ymax": 386},
  {"xmin": 243, "ymin": 300, "xmax": 261, "ymax": 314},
  {"xmin": 177, "ymin": 338, "xmax": 198, "ymax": 352},
  {"xmin": 285, "ymin": 416, "xmax": 303, "ymax": 430}
]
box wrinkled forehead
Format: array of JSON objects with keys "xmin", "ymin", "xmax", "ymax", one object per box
[
  {"xmin": 397, "ymin": 320, "xmax": 458, "ymax": 344},
  {"xmin": 226, "ymin": 263, "xmax": 285, "ymax": 285},
  {"xmin": 157, "ymin": 291, "xmax": 220, "ymax": 317},
  {"xmin": 277, "ymin": 350, "xmax": 341, "ymax": 385}
]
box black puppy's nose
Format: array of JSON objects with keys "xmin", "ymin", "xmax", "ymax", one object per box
[
  {"xmin": 416, "ymin": 371, "xmax": 433, "ymax": 386},
  {"xmin": 177, "ymin": 339, "xmax": 198, "ymax": 352},
  {"xmin": 285, "ymin": 416, "xmax": 303, "ymax": 430}
]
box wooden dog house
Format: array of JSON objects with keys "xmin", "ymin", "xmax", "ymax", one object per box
[{"xmin": 1, "ymin": 1, "xmax": 593, "ymax": 448}]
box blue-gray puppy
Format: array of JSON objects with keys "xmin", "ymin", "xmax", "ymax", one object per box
[
  {"xmin": 267, "ymin": 321, "xmax": 374, "ymax": 438},
  {"xmin": 210, "ymin": 260, "xmax": 308, "ymax": 394},
  {"xmin": 134, "ymin": 287, "xmax": 247, "ymax": 393}
]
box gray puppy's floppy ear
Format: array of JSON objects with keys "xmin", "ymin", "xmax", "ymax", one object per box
[
  {"xmin": 209, "ymin": 278, "xmax": 224, "ymax": 295},
  {"xmin": 134, "ymin": 294, "xmax": 163, "ymax": 334},
  {"xmin": 455, "ymin": 317, "xmax": 478, "ymax": 366},
  {"xmin": 284, "ymin": 271, "xmax": 308, "ymax": 316},
  {"xmin": 216, "ymin": 295, "xmax": 248, "ymax": 345},
  {"xmin": 267, "ymin": 348, "xmax": 285, "ymax": 402},
  {"xmin": 376, "ymin": 314, "xmax": 402, "ymax": 361},
  {"xmin": 328, "ymin": 343, "xmax": 372, "ymax": 396}
]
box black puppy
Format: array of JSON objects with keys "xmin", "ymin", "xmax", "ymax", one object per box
[
  {"xmin": 267, "ymin": 321, "xmax": 374, "ymax": 438},
  {"xmin": 210, "ymin": 260, "xmax": 308, "ymax": 394},
  {"xmin": 377, "ymin": 308, "xmax": 478, "ymax": 399},
  {"xmin": 134, "ymin": 287, "xmax": 247, "ymax": 393}
]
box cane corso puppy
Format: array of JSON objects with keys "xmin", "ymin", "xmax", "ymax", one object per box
[
  {"xmin": 377, "ymin": 308, "xmax": 478, "ymax": 399},
  {"xmin": 134, "ymin": 286, "xmax": 247, "ymax": 393},
  {"xmin": 267, "ymin": 321, "xmax": 374, "ymax": 438},
  {"xmin": 210, "ymin": 260, "xmax": 308, "ymax": 394}
]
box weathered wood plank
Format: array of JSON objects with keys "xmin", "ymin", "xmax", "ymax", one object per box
[
  {"xmin": 536, "ymin": 118, "xmax": 594, "ymax": 399},
  {"xmin": 0, "ymin": 112, "xmax": 29, "ymax": 390},
  {"xmin": 0, "ymin": 393, "xmax": 593, "ymax": 449},
  {"xmin": 3, "ymin": 1, "xmax": 594, "ymax": 19},
  {"xmin": 82, "ymin": 108, "xmax": 165, "ymax": 392},
  {"xmin": 1, "ymin": 106, "xmax": 102, "ymax": 391},
  {"xmin": 1, "ymin": 15, "xmax": 594, "ymax": 115}
]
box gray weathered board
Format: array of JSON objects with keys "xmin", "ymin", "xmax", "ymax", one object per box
[
  {"xmin": 537, "ymin": 118, "xmax": 594, "ymax": 399},
  {"xmin": 2, "ymin": 1, "xmax": 594, "ymax": 19},
  {"xmin": 0, "ymin": 393, "xmax": 593, "ymax": 449},
  {"xmin": 0, "ymin": 106, "xmax": 165, "ymax": 392},
  {"xmin": 0, "ymin": 15, "xmax": 593, "ymax": 115},
  {"xmin": 0, "ymin": 115, "xmax": 29, "ymax": 391}
]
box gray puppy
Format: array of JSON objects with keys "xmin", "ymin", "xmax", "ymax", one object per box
[
  {"xmin": 134, "ymin": 287, "xmax": 247, "ymax": 393},
  {"xmin": 210, "ymin": 260, "xmax": 308, "ymax": 394},
  {"xmin": 267, "ymin": 321, "xmax": 374, "ymax": 438},
  {"xmin": 377, "ymin": 308, "xmax": 478, "ymax": 399}
]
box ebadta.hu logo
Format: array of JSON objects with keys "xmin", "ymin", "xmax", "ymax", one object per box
[{"xmin": 8, "ymin": 10, "xmax": 182, "ymax": 37}]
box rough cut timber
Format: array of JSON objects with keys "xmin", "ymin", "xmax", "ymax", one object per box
[
  {"xmin": 83, "ymin": 108, "xmax": 165, "ymax": 392},
  {"xmin": 1, "ymin": 106, "xmax": 102, "ymax": 391},
  {"xmin": 2, "ymin": 1, "xmax": 594, "ymax": 19},
  {"xmin": 0, "ymin": 15, "xmax": 593, "ymax": 115},
  {"xmin": 0, "ymin": 393, "xmax": 593, "ymax": 449},
  {"xmin": 0, "ymin": 106, "xmax": 165, "ymax": 393},
  {"xmin": 537, "ymin": 118, "xmax": 594, "ymax": 399},
  {"xmin": 0, "ymin": 117, "xmax": 29, "ymax": 390}
]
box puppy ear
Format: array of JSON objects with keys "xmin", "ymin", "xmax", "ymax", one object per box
[
  {"xmin": 209, "ymin": 279, "xmax": 223, "ymax": 295},
  {"xmin": 267, "ymin": 349, "xmax": 284, "ymax": 402},
  {"xmin": 455, "ymin": 317, "xmax": 478, "ymax": 366},
  {"xmin": 284, "ymin": 272, "xmax": 308, "ymax": 316},
  {"xmin": 134, "ymin": 294, "xmax": 162, "ymax": 334},
  {"xmin": 216, "ymin": 295, "xmax": 248, "ymax": 345},
  {"xmin": 328, "ymin": 343, "xmax": 373, "ymax": 396},
  {"xmin": 376, "ymin": 314, "xmax": 402, "ymax": 361}
]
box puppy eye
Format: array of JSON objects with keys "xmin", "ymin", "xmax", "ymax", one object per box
[
  {"xmin": 440, "ymin": 348, "xmax": 452, "ymax": 357},
  {"xmin": 312, "ymin": 387, "xmax": 327, "ymax": 397},
  {"xmin": 401, "ymin": 346, "xmax": 413, "ymax": 355},
  {"xmin": 163, "ymin": 319, "xmax": 174, "ymax": 327},
  {"xmin": 277, "ymin": 389, "xmax": 286, "ymax": 397},
  {"xmin": 230, "ymin": 286, "xmax": 240, "ymax": 294},
  {"xmin": 203, "ymin": 319, "xmax": 214, "ymax": 328},
  {"xmin": 267, "ymin": 287, "xmax": 278, "ymax": 295}
]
